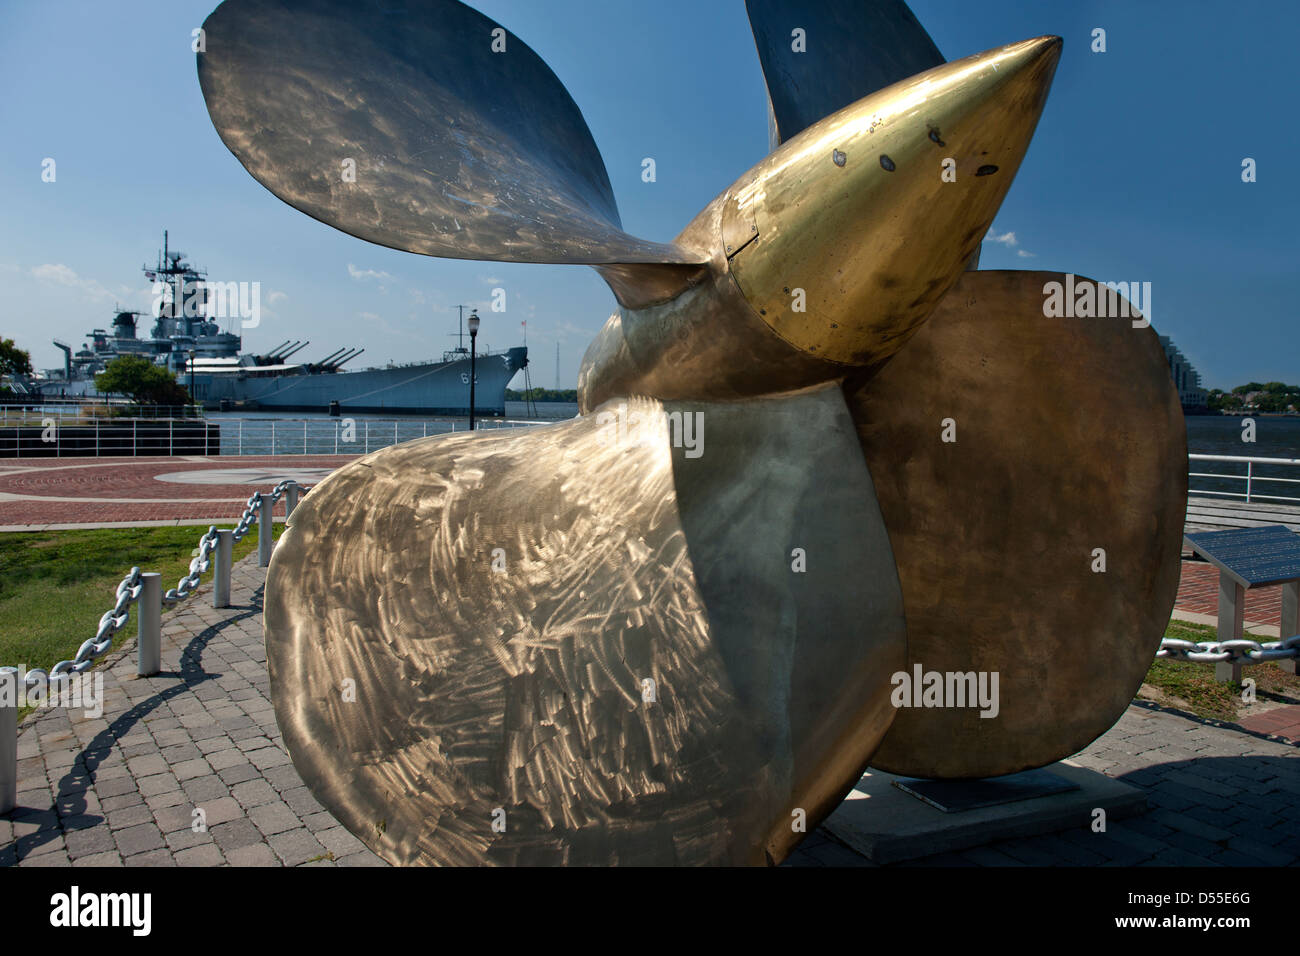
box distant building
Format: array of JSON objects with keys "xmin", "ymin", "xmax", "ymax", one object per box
[{"xmin": 1157, "ymin": 335, "xmax": 1208, "ymax": 411}]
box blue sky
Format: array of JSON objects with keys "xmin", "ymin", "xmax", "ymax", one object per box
[{"xmin": 1, "ymin": 0, "xmax": 1295, "ymax": 390}]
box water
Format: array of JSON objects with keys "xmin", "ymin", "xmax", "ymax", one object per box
[
  {"xmin": 203, "ymin": 402, "xmax": 576, "ymax": 455},
  {"xmin": 1185, "ymin": 416, "xmax": 1300, "ymax": 459},
  {"xmin": 1185, "ymin": 415, "xmax": 1300, "ymax": 502}
]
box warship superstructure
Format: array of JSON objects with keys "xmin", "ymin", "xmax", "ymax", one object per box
[{"xmin": 40, "ymin": 233, "xmax": 527, "ymax": 415}]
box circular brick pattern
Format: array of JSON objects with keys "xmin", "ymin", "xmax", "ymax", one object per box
[{"xmin": 0, "ymin": 456, "xmax": 359, "ymax": 527}]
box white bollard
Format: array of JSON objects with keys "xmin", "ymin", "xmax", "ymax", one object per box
[
  {"xmin": 258, "ymin": 495, "xmax": 273, "ymax": 568},
  {"xmin": 137, "ymin": 573, "xmax": 162, "ymax": 677},
  {"xmin": 213, "ymin": 529, "xmax": 234, "ymax": 609},
  {"xmin": 1, "ymin": 666, "xmax": 17, "ymax": 814}
]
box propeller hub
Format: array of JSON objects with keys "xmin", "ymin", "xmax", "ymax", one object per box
[{"xmin": 725, "ymin": 36, "xmax": 1062, "ymax": 367}]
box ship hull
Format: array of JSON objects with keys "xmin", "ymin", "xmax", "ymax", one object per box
[{"xmin": 51, "ymin": 347, "xmax": 528, "ymax": 416}]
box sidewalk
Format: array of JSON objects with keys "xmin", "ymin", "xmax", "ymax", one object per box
[
  {"xmin": 2, "ymin": 556, "xmax": 382, "ymax": 867},
  {"xmin": 3, "ymin": 555, "xmax": 1298, "ymax": 867}
]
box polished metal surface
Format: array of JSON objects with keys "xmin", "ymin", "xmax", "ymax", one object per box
[
  {"xmin": 844, "ymin": 271, "xmax": 1187, "ymax": 779},
  {"xmin": 725, "ymin": 39, "xmax": 1060, "ymax": 367},
  {"xmin": 198, "ymin": 0, "xmax": 1185, "ymax": 865},
  {"xmin": 578, "ymin": 38, "xmax": 1061, "ymax": 407},
  {"xmin": 745, "ymin": 0, "xmax": 944, "ymax": 148},
  {"xmin": 198, "ymin": 0, "xmax": 705, "ymax": 269},
  {"xmin": 265, "ymin": 386, "xmax": 905, "ymax": 865}
]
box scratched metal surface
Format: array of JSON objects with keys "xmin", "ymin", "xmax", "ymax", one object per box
[
  {"xmin": 265, "ymin": 386, "xmax": 905, "ymax": 865},
  {"xmin": 198, "ymin": 0, "xmax": 705, "ymax": 267},
  {"xmin": 846, "ymin": 271, "xmax": 1187, "ymax": 779}
]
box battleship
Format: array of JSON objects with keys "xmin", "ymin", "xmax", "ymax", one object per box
[{"xmin": 39, "ymin": 233, "xmax": 529, "ymax": 415}]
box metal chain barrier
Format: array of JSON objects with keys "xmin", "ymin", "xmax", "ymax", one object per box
[
  {"xmin": 21, "ymin": 568, "xmax": 147, "ymax": 689},
  {"xmin": 1157, "ymin": 634, "xmax": 1300, "ymax": 665},
  {"xmin": 230, "ymin": 480, "xmax": 297, "ymax": 543},
  {"xmin": 15, "ymin": 481, "xmax": 309, "ymax": 690}
]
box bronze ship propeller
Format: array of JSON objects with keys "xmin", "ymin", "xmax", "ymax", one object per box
[{"xmin": 197, "ymin": 0, "xmax": 1185, "ymax": 865}]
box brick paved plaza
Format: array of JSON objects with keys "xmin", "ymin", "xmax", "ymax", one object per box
[
  {"xmin": 4, "ymin": 549, "xmax": 1298, "ymax": 867},
  {"xmin": 0, "ymin": 456, "xmax": 359, "ymax": 529}
]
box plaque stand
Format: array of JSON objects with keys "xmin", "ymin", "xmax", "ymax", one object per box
[{"xmin": 1183, "ymin": 526, "xmax": 1300, "ymax": 683}]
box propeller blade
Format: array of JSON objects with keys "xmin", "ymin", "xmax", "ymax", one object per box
[
  {"xmin": 265, "ymin": 384, "xmax": 905, "ymax": 865},
  {"xmin": 745, "ymin": 0, "xmax": 945, "ymax": 148},
  {"xmin": 198, "ymin": 0, "xmax": 704, "ymax": 268},
  {"xmin": 843, "ymin": 271, "xmax": 1186, "ymax": 779}
]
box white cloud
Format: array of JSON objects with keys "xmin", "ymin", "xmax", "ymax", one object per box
[
  {"xmin": 267, "ymin": 290, "xmax": 288, "ymax": 304},
  {"xmin": 347, "ymin": 264, "xmax": 393, "ymax": 282},
  {"xmin": 982, "ymin": 230, "xmax": 1035, "ymax": 259},
  {"xmin": 30, "ymin": 263, "xmax": 116, "ymax": 302},
  {"xmin": 478, "ymin": 275, "xmax": 503, "ymax": 286}
]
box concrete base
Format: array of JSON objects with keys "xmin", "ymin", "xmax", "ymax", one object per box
[
  {"xmin": 822, "ymin": 759, "xmax": 1146, "ymax": 864},
  {"xmin": 894, "ymin": 767, "xmax": 1078, "ymax": 812}
]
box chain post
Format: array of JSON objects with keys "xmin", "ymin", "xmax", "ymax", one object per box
[
  {"xmin": 137, "ymin": 573, "xmax": 162, "ymax": 677},
  {"xmin": 0, "ymin": 667, "xmax": 16, "ymax": 814},
  {"xmin": 285, "ymin": 482, "xmax": 301, "ymax": 519},
  {"xmin": 258, "ymin": 494, "xmax": 273, "ymax": 567},
  {"xmin": 213, "ymin": 529, "xmax": 234, "ymax": 608}
]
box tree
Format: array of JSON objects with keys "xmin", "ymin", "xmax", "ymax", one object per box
[
  {"xmin": 94, "ymin": 355, "xmax": 192, "ymax": 407},
  {"xmin": 0, "ymin": 338, "xmax": 32, "ymax": 377}
]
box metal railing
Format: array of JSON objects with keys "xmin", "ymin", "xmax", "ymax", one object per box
[
  {"xmin": 218, "ymin": 417, "xmax": 545, "ymax": 456},
  {"xmin": 0, "ymin": 418, "xmax": 220, "ymax": 457},
  {"xmin": 0, "ymin": 401, "xmax": 203, "ymax": 422},
  {"xmin": 0, "ymin": 480, "xmax": 307, "ymax": 813},
  {"xmin": 0, "ymin": 415, "xmax": 549, "ymax": 458},
  {"xmin": 1188, "ymin": 454, "xmax": 1300, "ymax": 505}
]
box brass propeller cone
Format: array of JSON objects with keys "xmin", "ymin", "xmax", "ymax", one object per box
[
  {"xmin": 726, "ymin": 36, "xmax": 1063, "ymax": 367},
  {"xmin": 578, "ymin": 36, "xmax": 1062, "ymax": 408}
]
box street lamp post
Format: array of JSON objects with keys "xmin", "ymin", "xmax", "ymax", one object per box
[
  {"xmin": 467, "ymin": 310, "xmax": 480, "ymax": 431},
  {"xmin": 188, "ymin": 349, "xmax": 196, "ymax": 413}
]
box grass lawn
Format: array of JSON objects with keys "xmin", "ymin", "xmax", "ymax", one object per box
[
  {"xmin": 1142, "ymin": 618, "xmax": 1300, "ymax": 722},
  {"xmin": 0, "ymin": 523, "xmax": 281, "ymax": 719}
]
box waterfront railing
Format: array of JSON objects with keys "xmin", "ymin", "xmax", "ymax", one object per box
[
  {"xmin": 0, "ymin": 415, "xmax": 548, "ymax": 458},
  {"xmin": 1188, "ymin": 454, "xmax": 1300, "ymax": 505},
  {"xmin": 0, "ymin": 401, "xmax": 203, "ymax": 422}
]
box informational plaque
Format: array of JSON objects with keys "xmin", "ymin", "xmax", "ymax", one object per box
[{"xmin": 1183, "ymin": 525, "xmax": 1300, "ymax": 589}]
